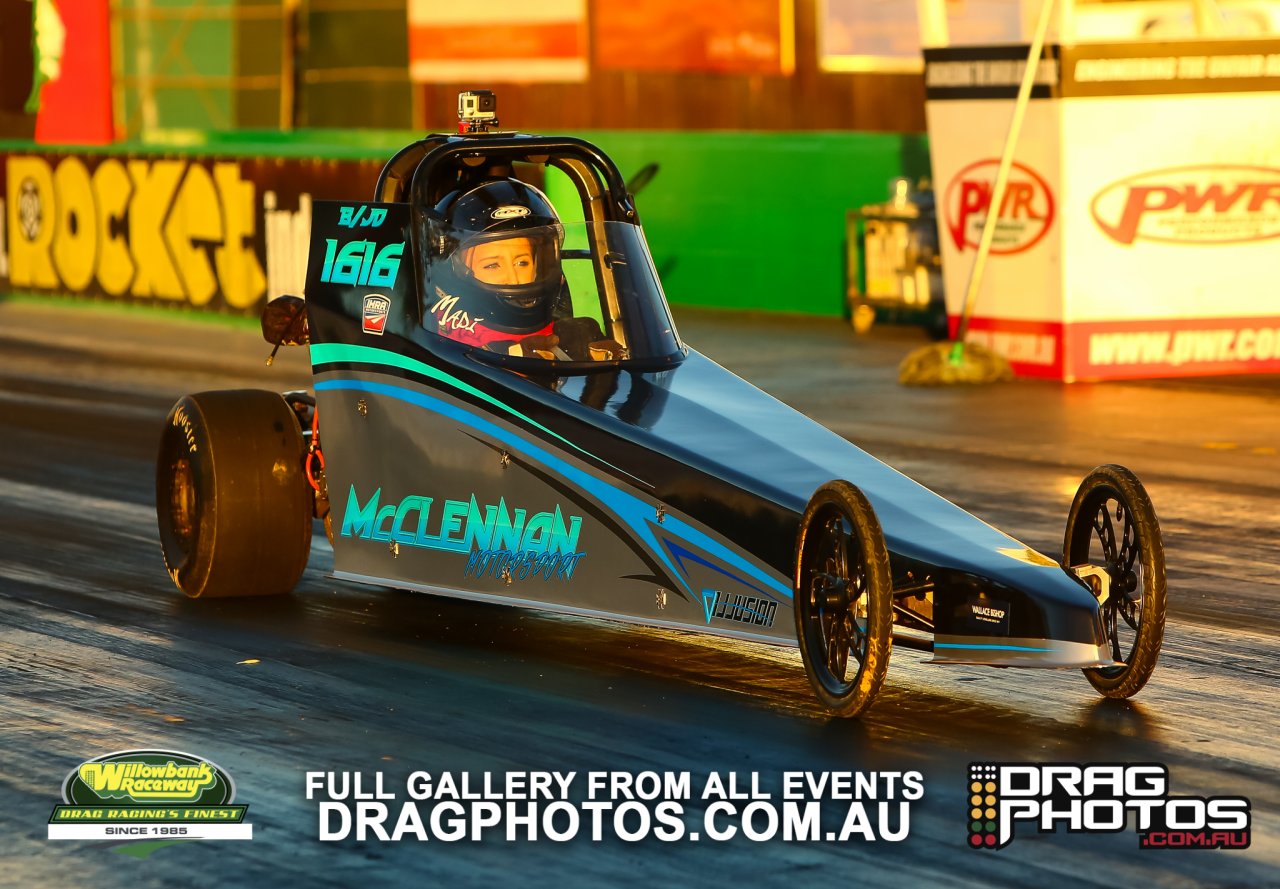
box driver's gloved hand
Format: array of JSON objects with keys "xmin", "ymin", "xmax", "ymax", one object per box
[
  {"xmin": 511, "ymin": 335, "xmax": 570, "ymax": 361},
  {"xmin": 553, "ymin": 317, "xmax": 606, "ymax": 360},
  {"xmin": 588, "ymin": 339, "xmax": 627, "ymax": 361}
]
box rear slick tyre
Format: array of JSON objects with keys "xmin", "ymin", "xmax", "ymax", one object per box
[
  {"xmin": 793, "ymin": 480, "xmax": 893, "ymax": 717},
  {"xmin": 1064, "ymin": 464, "xmax": 1166, "ymax": 699},
  {"xmin": 156, "ymin": 390, "xmax": 312, "ymax": 598}
]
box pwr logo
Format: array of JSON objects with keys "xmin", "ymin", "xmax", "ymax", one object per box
[
  {"xmin": 1091, "ymin": 164, "xmax": 1280, "ymax": 245},
  {"xmin": 966, "ymin": 762, "xmax": 1251, "ymax": 850},
  {"xmin": 944, "ymin": 159, "xmax": 1055, "ymax": 254}
]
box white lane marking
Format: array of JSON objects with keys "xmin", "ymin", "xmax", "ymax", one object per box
[
  {"xmin": 0, "ymin": 477, "xmax": 154, "ymax": 526},
  {"xmin": 0, "ymin": 562, "xmax": 75, "ymax": 589},
  {"xmin": 0, "ymin": 387, "xmax": 165, "ymax": 420}
]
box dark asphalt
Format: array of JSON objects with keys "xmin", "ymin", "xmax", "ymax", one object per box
[{"xmin": 0, "ymin": 298, "xmax": 1276, "ymax": 887}]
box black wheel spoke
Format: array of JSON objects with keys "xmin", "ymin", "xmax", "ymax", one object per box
[
  {"xmin": 827, "ymin": 619, "xmax": 846, "ymax": 678},
  {"xmin": 1107, "ymin": 603, "xmax": 1122, "ymax": 663},
  {"xmin": 1119, "ymin": 596, "xmax": 1142, "ymax": 632},
  {"xmin": 1117, "ymin": 503, "xmax": 1139, "ymax": 575},
  {"xmin": 853, "ymin": 555, "xmax": 869, "ymax": 665},
  {"xmin": 1094, "ymin": 504, "xmax": 1119, "ymax": 564},
  {"xmin": 835, "ymin": 519, "xmax": 849, "ymax": 578},
  {"xmin": 1097, "ymin": 499, "xmax": 1141, "ymax": 661},
  {"xmin": 850, "ymin": 613, "xmax": 866, "ymax": 658}
]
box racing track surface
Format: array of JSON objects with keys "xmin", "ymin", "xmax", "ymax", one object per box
[{"xmin": 1, "ymin": 299, "xmax": 1277, "ymax": 887}]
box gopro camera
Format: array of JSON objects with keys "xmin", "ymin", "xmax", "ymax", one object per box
[{"xmin": 458, "ymin": 90, "xmax": 499, "ymax": 134}]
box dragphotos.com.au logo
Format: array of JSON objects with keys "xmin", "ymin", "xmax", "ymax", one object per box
[{"xmin": 966, "ymin": 762, "xmax": 1250, "ymax": 850}]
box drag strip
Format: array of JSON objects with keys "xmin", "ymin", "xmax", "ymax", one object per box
[{"xmin": 1, "ymin": 300, "xmax": 1276, "ymax": 887}]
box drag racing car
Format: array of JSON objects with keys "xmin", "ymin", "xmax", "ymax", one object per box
[{"xmin": 155, "ymin": 95, "xmax": 1166, "ymax": 716}]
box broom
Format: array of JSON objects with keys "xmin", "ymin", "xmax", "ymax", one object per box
[{"xmin": 899, "ymin": 0, "xmax": 1056, "ymax": 386}]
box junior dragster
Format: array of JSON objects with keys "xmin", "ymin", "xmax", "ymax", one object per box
[{"xmin": 156, "ymin": 104, "xmax": 1166, "ymax": 717}]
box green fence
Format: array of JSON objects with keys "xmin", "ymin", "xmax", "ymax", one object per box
[{"xmin": 569, "ymin": 131, "xmax": 930, "ymax": 316}]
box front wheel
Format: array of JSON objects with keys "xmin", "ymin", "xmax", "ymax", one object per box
[
  {"xmin": 793, "ymin": 480, "xmax": 893, "ymax": 717},
  {"xmin": 1065, "ymin": 464, "xmax": 1166, "ymax": 699},
  {"xmin": 156, "ymin": 390, "xmax": 312, "ymax": 598}
]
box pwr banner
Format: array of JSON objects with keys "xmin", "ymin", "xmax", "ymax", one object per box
[
  {"xmin": 407, "ymin": 0, "xmax": 589, "ymax": 83},
  {"xmin": 925, "ymin": 39, "xmax": 1280, "ymax": 381}
]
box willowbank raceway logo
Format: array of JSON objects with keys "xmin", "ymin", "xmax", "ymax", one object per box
[
  {"xmin": 48, "ymin": 749, "xmax": 252, "ymax": 842},
  {"xmin": 966, "ymin": 762, "xmax": 1250, "ymax": 850}
]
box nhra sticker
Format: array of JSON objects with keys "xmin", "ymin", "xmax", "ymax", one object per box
[
  {"xmin": 966, "ymin": 762, "xmax": 1250, "ymax": 850},
  {"xmin": 1091, "ymin": 164, "xmax": 1280, "ymax": 246},
  {"xmin": 362, "ymin": 294, "xmax": 391, "ymax": 336},
  {"xmin": 48, "ymin": 749, "xmax": 252, "ymax": 841},
  {"xmin": 944, "ymin": 159, "xmax": 1055, "ymax": 254}
]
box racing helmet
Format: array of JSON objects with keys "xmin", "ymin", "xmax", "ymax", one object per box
[{"xmin": 425, "ymin": 179, "xmax": 565, "ymax": 334}]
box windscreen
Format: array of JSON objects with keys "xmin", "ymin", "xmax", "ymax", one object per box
[{"xmin": 417, "ymin": 216, "xmax": 685, "ymax": 371}]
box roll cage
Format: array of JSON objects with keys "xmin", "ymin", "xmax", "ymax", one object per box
[{"xmin": 376, "ymin": 132, "xmax": 682, "ymax": 373}]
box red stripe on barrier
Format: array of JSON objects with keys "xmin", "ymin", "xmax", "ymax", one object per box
[
  {"xmin": 410, "ymin": 22, "xmax": 585, "ymax": 61},
  {"xmin": 951, "ymin": 314, "xmax": 1280, "ymax": 380},
  {"xmin": 948, "ymin": 316, "xmax": 1065, "ymax": 379}
]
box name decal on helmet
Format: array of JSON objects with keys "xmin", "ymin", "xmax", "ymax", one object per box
[
  {"xmin": 320, "ymin": 239, "xmax": 404, "ymax": 288},
  {"xmin": 491, "ymin": 205, "xmax": 531, "ymax": 220},
  {"xmin": 431, "ymin": 288, "xmax": 483, "ymax": 334}
]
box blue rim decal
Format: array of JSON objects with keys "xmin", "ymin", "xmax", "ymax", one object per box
[
  {"xmin": 934, "ymin": 643, "xmax": 1055, "ymax": 653},
  {"xmin": 314, "ymin": 378, "xmax": 792, "ymax": 601}
]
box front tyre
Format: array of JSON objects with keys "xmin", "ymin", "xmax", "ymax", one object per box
[
  {"xmin": 1065, "ymin": 464, "xmax": 1166, "ymax": 698},
  {"xmin": 793, "ymin": 480, "xmax": 893, "ymax": 717},
  {"xmin": 156, "ymin": 390, "xmax": 312, "ymax": 598}
]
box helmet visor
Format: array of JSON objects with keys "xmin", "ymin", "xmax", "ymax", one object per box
[{"xmin": 450, "ymin": 224, "xmax": 564, "ymax": 306}]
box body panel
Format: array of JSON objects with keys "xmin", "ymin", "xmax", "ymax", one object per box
[{"xmin": 304, "ymin": 197, "xmax": 1106, "ymax": 666}]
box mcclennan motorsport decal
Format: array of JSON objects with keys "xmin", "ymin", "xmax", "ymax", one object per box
[
  {"xmin": 341, "ymin": 487, "xmax": 587, "ymax": 581},
  {"xmin": 1091, "ymin": 164, "xmax": 1280, "ymax": 246},
  {"xmin": 48, "ymin": 749, "xmax": 252, "ymax": 841}
]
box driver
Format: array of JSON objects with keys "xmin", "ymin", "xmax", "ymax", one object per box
[{"xmin": 426, "ymin": 178, "xmax": 572, "ymax": 358}]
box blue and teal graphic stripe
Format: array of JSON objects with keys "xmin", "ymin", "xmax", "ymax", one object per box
[
  {"xmin": 314, "ymin": 378, "xmax": 792, "ymax": 601},
  {"xmin": 310, "ymin": 343, "xmax": 596, "ymax": 467}
]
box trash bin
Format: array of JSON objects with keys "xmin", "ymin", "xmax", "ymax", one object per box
[{"xmin": 846, "ymin": 177, "xmax": 946, "ymax": 337}]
